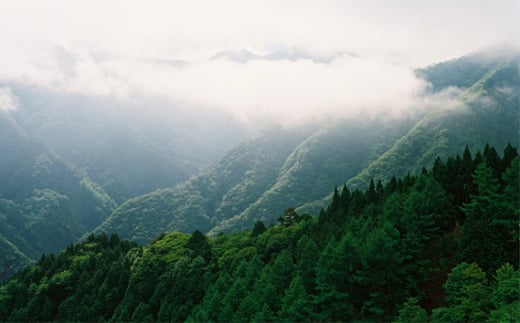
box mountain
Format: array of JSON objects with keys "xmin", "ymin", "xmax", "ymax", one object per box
[
  {"xmin": 93, "ymin": 48, "xmax": 520, "ymax": 243},
  {"xmin": 210, "ymin": 49, "xmax": 261, "ymax": 63},
  {"xmin": 1, "ymin": 145, "xmax": 518, "ymax": 322},
  {"xmin": 346, "ymin": 48, "xmax": 520, "ymax": 188},
  {"xmin": 0, "ymin": 113, "xmax": 116, "ymax": 279},
  {"xmin": 0, "ymin": 84, "xmax": 251, "ymax": 278},
  {"xmin": 93, "ymin": 125, "xmax": 318, "ymax": 242},
  {"xmin": 3, "ymin": 84, "xmax": 249, "ymax": 202},
  {"xmin": 210, "ymin": 48, "xmax": 355, "ymax": 64}
]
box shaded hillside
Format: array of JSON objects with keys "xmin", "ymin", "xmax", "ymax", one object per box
[
  {"xmin": 4, "ymin": 84, "xmax": 249, "ymax": 202},
  {"xmin": 0, "ymin": 113, "xmax": 116, "ymax": 280},
  {"xmin": 0, "ymin": 84, "xmax": 250, "ymax": 279},
  {"xmin": 209, "ymin": 118, "xmax": 416, "ymax": 234}
]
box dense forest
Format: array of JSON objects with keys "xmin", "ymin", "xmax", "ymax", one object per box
[{"xmin": 1, "ymin": 144, "xmax": 518, "ymax": 322}]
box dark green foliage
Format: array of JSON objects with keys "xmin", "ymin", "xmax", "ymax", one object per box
[
  {"xmin": 251, "ymin": 220, "xmax": 267, "ymax": 237},
  {"xmin": 459, "ymin": 160, "xmax": 519, "ymax": 272},
  {"xmin": 0, "ymin": 145, "xmax": 518, "ymax": 322},
  {"xmin": 0, "ymin": 234, "xmax": 135, "ymax": 322},
  {"xmin": 277, "ymin": 274, "xmax": 311, "ymax": 321}
]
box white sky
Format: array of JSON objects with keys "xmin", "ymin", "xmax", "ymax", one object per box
[{"xmin": 0, "ymin": 0, "xmax": 518, "ymax": 124}]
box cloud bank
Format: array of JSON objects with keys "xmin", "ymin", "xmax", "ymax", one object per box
[{"xmin": 0, "ymin": 0, "xmax": 517, "ymax": 125}]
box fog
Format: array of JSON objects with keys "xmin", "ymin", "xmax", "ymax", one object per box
[
  {"xmin": 0, "ymin": 0, "xmax": 518, "ymax": 125},
  {"xmin": 0, "ymin": 88, "xmax": 18, "ymax": 111}
]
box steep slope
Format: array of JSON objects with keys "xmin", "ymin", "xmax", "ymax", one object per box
[
  {"xmin": 95, "ymin": 117, "xmax": 417, "ymax": 242},
  {"xmin": 0, "ymin": 113, "xmax": 116, "ymax": 279},
  {"xmin": 347, "ymin": 54, "xmax": 519, "ymax": 188},
  {"xmin": 0, "ymin": 84, "xmax": 250, "ymax": 278},
  {"xmin": 209, "ymin": 118, "xmax": 416, "ymax": 234},
  {"xmin": 93, "ymin": 126, "xmax": 317, "ymax": 243}
]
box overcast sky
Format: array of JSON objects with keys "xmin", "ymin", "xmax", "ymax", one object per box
[{"xmin": 0, "ymin": 0, "xmax": 518, "ymax": 124}]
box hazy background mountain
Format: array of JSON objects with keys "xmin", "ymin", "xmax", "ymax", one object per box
[
  {"xmin": 2, "ymin": 83, "xmax": 251, "ymax": 202},
  {"xmin": 0, "ymin": 83, "xmax": 252, "ymax": 279}
]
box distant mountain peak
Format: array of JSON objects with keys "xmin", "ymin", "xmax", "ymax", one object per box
[
  {"xmin": 209, "ymin": 47, "xmax": 358, "ymax": 64},
  {"xmin": 210, "ymin": 49, "xmax": 260, "ymax": 63}
]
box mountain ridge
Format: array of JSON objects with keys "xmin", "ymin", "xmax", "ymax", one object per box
[{"xmin": 93, "ymin": 48, "xmax": 520, "ymax": 242}]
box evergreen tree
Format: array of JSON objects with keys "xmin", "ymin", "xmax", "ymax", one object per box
[
  {"xmin": 185, "ymin": 230, "xmax": 212, "ymax": 262},
  {"xmin": 251, "ymin": 303, "xmax": 276, "ymax": 323},
  {"xmin": 356, "ymin": 220, "xmax": 405, "ymax": 320},
  {"xmin": 295, "ymin": 234, "xmax": 319, "ymax": 293},
  {"xmin": 314, "ymin": 234, "xmax": 357, "ymax": 321},
  {"xmin": 460, "ymin": 163, "xmax": 513, "ymax": 272},
  {"xmin": 277, "ymin": 274, "xmax": 311, "ymax": 322},
  {"xmin": 251, "ymin": 220, "xmax": 267, "ymax": 237}
]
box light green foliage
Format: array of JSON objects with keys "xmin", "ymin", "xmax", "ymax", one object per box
[
  {"xmin": 489, "ymin": 263, "xmax": 520, "ymax": 321},
  {"xmin": 394, "ymin": 297, "xmax": 428, "ymax": 323},
  {"xmin": 438, "ymin": 262, "xmax": 491, "ymax": 322}
]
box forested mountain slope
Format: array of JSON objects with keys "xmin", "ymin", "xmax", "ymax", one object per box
[
  {"xmin": 0, "ymin": 84, "xmax": 250, "ymax": 278},
  {"xmin": 95, "ymin": 117, "xmax": 419, "ymax": 242},
  {"xmin": 2, "ymin": 84, "xmax": 249, "ymax": 202},
  {"xmin": 2, "ymin": 145, "xmax": 517, "ymax": 322},
  {"xmin": 93, "ymin": 126, "xmax": 319, "ymax": 242},
  {"xmin": 95, "ymin": 49, "xmax": 520, "ymax": 242},
  {"xmin": 0, "ymin": 114, "xmax": 116, "ymax": 280},
  {"xmin": 347, "ymin": 54, "xmax": 519, "ymax": 189}
]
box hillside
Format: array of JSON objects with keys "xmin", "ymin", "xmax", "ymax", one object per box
[
  {"xmin": 3, "ymin": 84, "xmax": 249, "ymax": 202},
  {"xmin": 93, "ymin": 126, "xmax": 318, "ymax": 243},
  {"xmin": 0, "ymin": 114, "xmax": 116, "ymax": 280},
  {"xmin": 1, "ymin": 145, "xmax": 517, "ymax": 322},
  {"xmin": 0, "ymin": 84, "xmax": 250, "ymax": 278},
  {"xmin": 94, "ymin": 49, "xmax": 520, "ymax": 242}
]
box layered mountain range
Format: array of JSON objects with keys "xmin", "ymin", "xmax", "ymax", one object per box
[
  {"xmin": 95, "ymin": 48, "xmax": 519, "ymax": 242},
  {"xmin": 1, "ymin": 47, "xmax": 519, "ymax": 278}
]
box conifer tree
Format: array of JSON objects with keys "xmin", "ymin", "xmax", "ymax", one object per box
[
  {"xmin": 460, "ymin": 163, "xmax": 511, "ymax": 272},
  {"xmin": 278, "ymin": 274, "xmax": 311, "ymax": 322}
]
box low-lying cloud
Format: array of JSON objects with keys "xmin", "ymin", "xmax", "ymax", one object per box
[
  {"xmin": 0, "ymin": 88, "xmax": 18, "ymax": 111},
  {"xmin": 1, "ymin": 47, "xmax": 433, "ymax": 126},
  {"xmin": 0, "ymin": 0, "xmax": 517, "ymax": 125}
]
